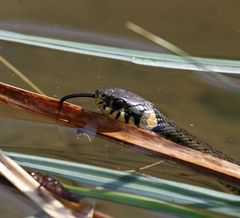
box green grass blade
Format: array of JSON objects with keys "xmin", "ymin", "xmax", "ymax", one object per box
[
  {"xmin": 64, "ymin": 184, "xmax": 211, "ymax": 218},
  {"xmin": 5, "ymin": 152, "xmax": 240, "ymax": 217},
  {"xmin": 0, "ymin": 29, "xmax": 240, "ymax": 74}
]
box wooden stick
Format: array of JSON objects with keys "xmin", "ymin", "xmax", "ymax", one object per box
[{"xmin": 0, "ymin": 82, "xmax": 239, "ymax": 186}]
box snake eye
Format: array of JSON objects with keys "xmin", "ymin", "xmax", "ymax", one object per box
[{"xmin": 113, "ymin": 99, "xmax": 124, "ymax": 110}]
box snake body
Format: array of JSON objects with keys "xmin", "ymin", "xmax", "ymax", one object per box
[
  {"xmin": 95, "ymin": 87, "xmax": 236, "ymax": 163},
  {"xmin": 59, "ymin": 87, "xmax": 239, "ymax": 194}
]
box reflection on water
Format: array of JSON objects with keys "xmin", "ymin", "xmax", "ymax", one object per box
[
  {"xmin": 0, "ymin": 183, "xmax": 39, "ymax": 217},
  {"xmin": 0, "ymin": 21, "xmax": 168, "ymax": 53},
  {"xmin": 57, "ymin": 123, "xmax": 97, "ymax": 145},
  {"xmin": 0, "ymin": 117, "xmax": 234, "ymax": 192}
]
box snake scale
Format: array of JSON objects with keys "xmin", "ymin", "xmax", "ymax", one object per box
[{"xmin": 58, "ymin": 87, "xmax": 239, "ymax": 194}]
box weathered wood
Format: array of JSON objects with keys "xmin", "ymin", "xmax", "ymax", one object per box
[{"xmin": 0, "ymin": 82, "xmax": 239, "ymax": 186}]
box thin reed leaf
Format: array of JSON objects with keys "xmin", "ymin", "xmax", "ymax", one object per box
[
  {"xmin": 0, "ymin": 56, "xmax": 45, "ymax": 95},
  {"xmin": 0, "ymin": 29, "xmax": 240, "ymax": 75},
  {"xmin": 5, "ymin": 152, "xmax": 240, "ymax": 217},
  {"xmin": 64, "ymin": 184, "xmax": 211, "ymax": 218},
  {"xmin": 126, "ymin": 21, "xmax": 239, "ymax": 89}
]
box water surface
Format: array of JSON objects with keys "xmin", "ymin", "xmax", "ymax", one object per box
[{"xmin": 0, "ymin": 1, "xmax": 239, "ymax": 217}]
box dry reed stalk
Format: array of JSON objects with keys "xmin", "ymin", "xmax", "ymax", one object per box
[{"xmin": 0, "ymin": 82, "xmax": 239, "ymax": 187}]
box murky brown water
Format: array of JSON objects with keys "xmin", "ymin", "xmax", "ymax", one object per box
[{"xmin": 0, "ymin": 1, "xmax": 239, "ymax": 217}]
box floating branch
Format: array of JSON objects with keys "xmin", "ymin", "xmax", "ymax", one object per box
[{"xmin": 0, "ymin": 82, "xmax": 239, "ymax": 186}]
